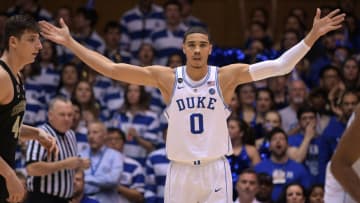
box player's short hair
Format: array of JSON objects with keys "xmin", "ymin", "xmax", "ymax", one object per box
[
  {"xmin": 183, "ymin": 26, "xmax": 211, "ymax": 43},
  {"xmin": 3, "ymin": 15, "xmax": 40, "ymax": 51}
]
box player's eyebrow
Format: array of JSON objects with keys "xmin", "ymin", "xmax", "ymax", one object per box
[{"xmin": 186, "ymin": 40, "xmax": 209, "ymax": 44}]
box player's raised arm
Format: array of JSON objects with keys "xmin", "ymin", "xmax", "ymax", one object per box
[
  {"xmin": 39, "ymin": 18, "xmax": 168, "ymax": 87},
  {"xmin": 221, "ymin": 8, "xmax": 345, "ymax": 86}
]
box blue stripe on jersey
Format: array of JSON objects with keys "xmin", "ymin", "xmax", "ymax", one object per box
[
  {"xmin": 25, "ymin": 103, "xmax": 43, "ymax": 111},
  {"xmin": 133, "ymin": 116, "xmax": 156, "ymax": 126},
  {"xmin": 122, "ymin": 10, "xmax": 164, "ymax": 23},
  {"xmin": 95, "ymin": 80, "xmax": 111, "ymax": 88},
  {"xmin": 150, "ymin": 27, "xmax": 187, "ymax": 65},
  {"xmin": 120, "ymin": 4, "xmax": 165, "ymax": 55},
  {"xmin": 121, "ymin": 157, "xmax": 145, "ymax": 192},
  {"xmin": 104, "ymin": 92, "xmax": 121, "ymax": 100},
  {"xmin": 111, "ymin": 111, "xmax": 160, "ymax": 166},
  {"xmin": 25, "ymin": 83, "xmax": 44, "ymax": 92},
  {"xmin": 75, "ymin": 132, "xmax": 88, "ymax": 142},
  {"xmin": 145, "ymin": 148, "xmax": 169, "ymax": 203}
]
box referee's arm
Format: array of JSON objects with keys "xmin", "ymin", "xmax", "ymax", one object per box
[
  {"xmin": 26, "ymin": 139, "xmax": 86, "ymax": 176},
  {"xmin": 26, "ymin": 157, "xmax": 85, "ymax": 176}
]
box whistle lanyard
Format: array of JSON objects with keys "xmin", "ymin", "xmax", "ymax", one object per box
[{"xmin": 90, "ymin": 148, "xmax": 107, "ymax": 175}]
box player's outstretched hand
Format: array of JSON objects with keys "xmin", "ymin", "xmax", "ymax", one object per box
[
  {"xmin": 38, "ymin": 128, "xmax": 59, "ymax": 161},
  {"xmin": 310, "ymin": 8, "xmax": 345, "ymax": 38},
  {"xmin": 39, "ymin": 18, "xmax": 72, "ymax": 46}
]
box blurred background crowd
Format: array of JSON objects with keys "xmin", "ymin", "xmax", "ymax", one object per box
[{"xmin": 3, "ymin": 0, "xmax": 360, "ymax": 202}]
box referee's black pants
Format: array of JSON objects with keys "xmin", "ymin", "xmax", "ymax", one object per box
[{"xmin": 24, "ymin": 192, "xmax": 69, "ymax": 203}]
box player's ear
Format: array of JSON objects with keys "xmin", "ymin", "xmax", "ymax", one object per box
[
  {"xmin": 209, "ymin": 44, "xmax": 213, "ymax": 55},
  {"xmin": 182, "ymin": 43, "xmax": 186, "ymax": 54},
  {"xmin": 9, "ymin": 36, "xmax": 18, "ymax": 49}
]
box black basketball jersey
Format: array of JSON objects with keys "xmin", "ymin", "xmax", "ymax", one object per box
[{"xmin": 0, "ymin": 60, "xmax": 26, "ymax": 168}]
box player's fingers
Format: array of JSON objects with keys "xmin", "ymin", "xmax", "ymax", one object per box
[
  {"xmin": 40, "ymin": 31, "xmax": 53, "ymax": 40},
  {"xmin": 59, "ymin": 18, "xmax": 67, "ymax": 28},
  {"xmin": 54, "ymin": 145, "xmax": 59, "ymax": 160},
  {"xmin": 330, "ymin": 24, "xmax": 342, "ymax": 31},
  {"xmin": 7, "ymin": 194, "xmax": 19, "ymax": 203},
  {"xmin": 39, "ymin": 21, "xmax": 53, "ymax": 31},
  {"xmin": 331, "ymin": 14, "xmax": 346, "ymax": 25},
  {"xmin": 326, "ymin": 9, "xmax": 341, "ymax": 18},
  {"xmin": 314, "ymin": 8, "xmax": 321, "ymax": 20},
  {"xmin": 49, "ymin": 137, "xmax": 56, "ymax": 152}
]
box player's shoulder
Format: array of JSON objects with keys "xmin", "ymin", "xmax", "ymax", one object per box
[
  {"xmin": 218, "ymin": 63, "xmax": 249, "ymax": 72},
  {"xmin": 148, "ymin": 65, "xmax": 175, "ymax": 81},
  {"xmin": 0, "ymin": 64, "xmax": 13, "ymax": 102},
  {"xmin": 218, "ymin": 63, "xmax": 250, "ymax": 83}
]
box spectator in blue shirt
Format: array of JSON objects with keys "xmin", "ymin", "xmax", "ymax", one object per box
[
  {"xmin": 80, "ymin": 121, "xmax": 124, "ymax": 203},
  {"xmin": 255, "ymin": 128, "xmax": 311, "ymax": 202},
  {"xmin": 287, "ymin": 105, "xmax": 323, "ymax": 184}
]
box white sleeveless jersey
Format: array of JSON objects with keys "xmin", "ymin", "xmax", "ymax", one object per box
[
  {"xmin": 164, "ymin": 66, "xmax": 232, "ymax": 161},
  {"xmin": 324, "ymin": 112, "xmax": 356, "ymax": 203}
]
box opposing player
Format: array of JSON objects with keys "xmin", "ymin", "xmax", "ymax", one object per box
[
  {"xmin": 40, "ymin": 8, "xmax": 344, "ymax": 202},
  {"xmin": 0, "ymin": 15, "xmax": 58, "ymax": 203},
  {"xmin": 324, "ymin": 113, "xmax": 356, "ymax": 203},
  {"xmin": 331, "ymin": 105, "xmax": 360, "ymax": 202}
]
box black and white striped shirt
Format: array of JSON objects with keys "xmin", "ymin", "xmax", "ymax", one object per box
[{"xmin": 26, "ymin": 123, "xmax": 78, "ymax": 199}]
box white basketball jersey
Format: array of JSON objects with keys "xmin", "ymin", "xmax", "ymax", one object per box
[
  {"xmin": 164, "ymin": 66, "xmax": 232, "ymax": 161},
  {"xmin": 324, "ymin": 113, "xmax": 356, "ymax": 203}
]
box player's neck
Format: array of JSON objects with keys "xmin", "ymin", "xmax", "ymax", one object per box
[
  {"xmin": 185, "ymin": 65, "xmax": 208, "ymax": 81},
  {"xmin": 0, "ymin": 52, "xmax": 24, "ymax": 74}
]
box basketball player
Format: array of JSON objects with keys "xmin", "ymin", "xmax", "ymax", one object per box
[
  {"xmin": 40, "ymin": 8, "xmax": 344, "ymax": 202},
  {"xmin": 331, "ymin": 105, "xmax": 360, "ymax": 202},
  {"xmin": 324, "ymin": 113, "xmax": 356, "ymax": 203},
  {"xmin": 0, "ymin": 15, "xmax": 58, "ymax": 203}
]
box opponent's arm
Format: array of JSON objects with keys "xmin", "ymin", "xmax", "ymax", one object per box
[
  {"xmin": 39, "ymin": 19, "xmax": 168, "ymax": 87},
  {"xmin": 331, "ymin": 105, "xmax": 360, "ymax": 201},
  {"xmin": 0, "ymin": 157, "xmax": 25, "ymax": 203},
  {"xmin": 20, "ymin": 125, "xmax": 58, "ymax": 157}
]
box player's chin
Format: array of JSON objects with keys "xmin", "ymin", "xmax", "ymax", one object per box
[
  {"xmin": 190, "ymin": 61, "xmax": 204, "ymax": 69},
  {"xmin": 26, "ymin": 58, "xmax": 35, "ymax": 64}
]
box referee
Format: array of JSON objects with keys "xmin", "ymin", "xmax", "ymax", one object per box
[{"xmin": 25, "ymin": 97, "xmax": 90, "ymax": 203}]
